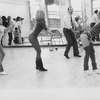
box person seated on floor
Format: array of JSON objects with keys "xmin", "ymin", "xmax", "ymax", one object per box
[
  {"xmin": 13, "ymin": 27, "xmax": 24, "ymax": 44},
  {"xmin": 13, "ymin": 27, "xmax": 19, "ymax": 44},
  {"xmin": 13, "ymin": 16, "xmax": 24, "ymax": 44}
]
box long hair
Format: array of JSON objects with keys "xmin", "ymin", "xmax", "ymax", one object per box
[
  {"xmin": 2, "ymin": 16, "xmax": 8, "ymax": 27},
  {"xmin": 35, "ymin": 9, "xmax": 45, "ymax": 21}
]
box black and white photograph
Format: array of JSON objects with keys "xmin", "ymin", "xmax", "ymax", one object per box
[{"xmin": 0, "ymin": 0, "xmax": 100, "ymax": 100}]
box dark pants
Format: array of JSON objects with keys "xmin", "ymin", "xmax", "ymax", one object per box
[
  {"xmin": 0, "ymin": 64, "xmax": 4, "ymax": 72},
  {"xmin": 14, "ymin": 37, "xmax": 19, "ymax": 44},
  {"xmin": 8, "ymin": 32, "xmax": 13, "ymax": 45},
  {"xmin": 96, "ymin": 34, "xmax": 99, "ymax": 41},
  {"xmin": 83, "ymin": 43, "xmax": 97, "ymax": 71},
  {"xmin": 63, "ymin": 28, "xmax": 79, "ymax": 56}
]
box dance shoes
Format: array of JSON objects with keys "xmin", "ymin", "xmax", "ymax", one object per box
[
  {"xmin": 36, "ymin": 58, "xmax": 47, "ymax": 71},
  {"xmin": 74, "ymin": 55, "xmax": 81, "ymax": 57},
  {"xmin": 64, "ymin": 54, "xmax": 81, "ymax": 58},
  {"xmin": 64, "ymin": 54, "xmax": 70, "ymax": 59}
]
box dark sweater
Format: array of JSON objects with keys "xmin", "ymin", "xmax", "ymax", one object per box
[{"xmin": 31, "ymin": 19, "xmax": 47, "ymax": 38}]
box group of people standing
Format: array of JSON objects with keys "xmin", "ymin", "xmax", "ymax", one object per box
[
  {"xmin": 1, "ymin": 16, "xmax": 24, "ymax": 46},
  {"xmin": 63, "ymin": 6, "xmax": 100, "ymax": 75},
  {"xmin": 28, "ymin": 6, "xmax": 82, "ymax": 72},
  {"xmin": 28, "ymin": 6, "xmax": 100, "ymax": 76},
  {"xmin": 0, "ymin": 16, "xmax": 24, "ymax": 75},
  {"xmin": 1, "ymin": 6, "xmax": 100, "ymax": 76}
]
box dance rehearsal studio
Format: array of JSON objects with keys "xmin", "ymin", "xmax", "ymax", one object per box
[{"xmin": 0, "ymin": 0, "xmax": 100, "ymax": 100}]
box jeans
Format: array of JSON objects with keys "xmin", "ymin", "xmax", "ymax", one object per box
[{"xmin": 83, "ymin": 43, "xmax": 97, "ymax": 71}]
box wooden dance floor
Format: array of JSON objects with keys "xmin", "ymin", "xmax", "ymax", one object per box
[
  {"xmin": 1, "ymin": 45, "xmax": 100, "ymax": 89},
  {"xmin": 1, "ymin": 46, "xmax": 100, "ymax": 100}
]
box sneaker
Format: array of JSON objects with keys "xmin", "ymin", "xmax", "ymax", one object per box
[
  {"xmin": 84, "ymin": 70, "xmax": 92, "ymax": 75},
  {"xmin": 0, "ymin": 71, "xmax": 8, "ymax": 75},
  {"xmin": 39, "ymin": 68, "xmax": 48, "ymax": 71},
  {"xmin": 74, "ymin": 55, "xmax": 81, "ymax": 57},
  {"xmin": 93, "ymin": 69, "xmax": 100, "ymax": 74}
]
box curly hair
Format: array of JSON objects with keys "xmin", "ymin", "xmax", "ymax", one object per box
[{"xmin": 35, "ymin": 9, "xmax": 45, "ymax": 21}]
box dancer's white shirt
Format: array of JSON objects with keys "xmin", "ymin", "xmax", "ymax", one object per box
[
  {"xmin": 90, "ymin": 13, "xmax": 98, "ymax": 23},
  {"xmin": 63, "ymin": 13, "xmax": 79, "ymax": 29}
]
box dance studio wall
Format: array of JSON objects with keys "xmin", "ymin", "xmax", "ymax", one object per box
[{"xmin": 0, "ymin": 0, "xmax": 31, "ymax": 37}]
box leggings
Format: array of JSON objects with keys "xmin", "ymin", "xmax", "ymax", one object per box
[{"xmin": 28, "ymin": 34, "xmax": 41, "ymax": 59}]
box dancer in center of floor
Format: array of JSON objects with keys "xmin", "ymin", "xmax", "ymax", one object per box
[
  {"xmin": 28, "ymin": 9, "xmax": 53, "ymax": 71},
  {"xmin": 63, "ymin": 6, "xmax": 81, "ymax": 59}
]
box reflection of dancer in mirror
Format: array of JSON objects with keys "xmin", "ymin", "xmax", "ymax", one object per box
[
  {"xmin": 0, "ymin": 16, "xmax": 14, "ymax": 75},
  {"xmin": 13, "ymin": 27, "xmax": 19, "ymax": 44},
  {"xmin": 28, "ymin": 9, "xmax": 53, "ymax": 71},
  {"xmin": 13, "ymin": 16, "xmax": 23, "ymax": 44},
  {"xmin": 7, "ymin": 16, "xmax": 13, "ymax": 45},
  {"xmin": 80, "ymin": 23, "xmax": 100, "ymax": 75}
]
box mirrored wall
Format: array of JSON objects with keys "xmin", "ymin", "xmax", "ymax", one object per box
[{"xmin": 2, "ymin": 0, "xmax": 100, "ymax": 47}]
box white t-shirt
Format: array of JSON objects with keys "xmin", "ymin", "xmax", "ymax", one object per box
[
  {"xmin": 90, "ymin": 13, "xmax": 98, "ymax": 23},
  {"xmin": 63, "ymin": 13, "xmax": 79, "ymax": 29},
  {"xmin": 0, "ymin": 25, "xmax": 5, "ymax": 41}
]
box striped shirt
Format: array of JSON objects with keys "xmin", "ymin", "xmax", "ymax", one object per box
[{"xmin": 90, "ymin": 22, "xmax": 100, "ymax": 37}]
